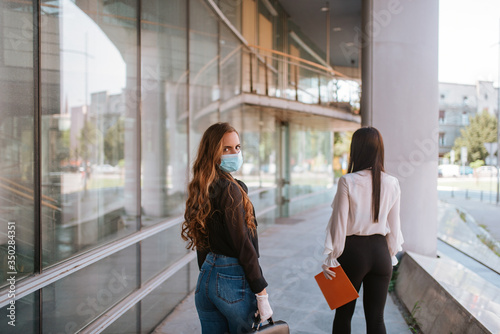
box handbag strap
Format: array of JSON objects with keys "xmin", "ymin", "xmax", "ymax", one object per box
[{"xmin": 252, "ymin": 317, "xmax": 274, "ymax": 331}]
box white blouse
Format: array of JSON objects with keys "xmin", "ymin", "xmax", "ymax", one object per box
[{"xmin": 323, "ymin": 169, "xmax": 404, "ymax": 268}]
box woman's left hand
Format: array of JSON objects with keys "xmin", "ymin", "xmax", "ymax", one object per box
[{"xmin": 322, "ymin": 264, "xmax": 336, "ymax": 280}]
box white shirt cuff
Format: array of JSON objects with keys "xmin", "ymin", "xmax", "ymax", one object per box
[
  {"xmin": 391, "ymin": 255, "xmax": 398, "ymax": 266},
  {"xmin": 323, "ymin": 254, "xmax": 341, "ymax": 268}
]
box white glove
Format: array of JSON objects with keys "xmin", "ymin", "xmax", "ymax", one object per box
[
  {"xmin": 255, "ymin": 294, "xmax": 273, "ymax": 323},
  {"xmin": 322, "ymin": 264, "xmax": 336, "ymax": 280}
]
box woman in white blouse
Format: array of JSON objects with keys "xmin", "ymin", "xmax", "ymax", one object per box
[{"xmin": 322, "ymin": 127, "xmax": 403, "ymax": 334}]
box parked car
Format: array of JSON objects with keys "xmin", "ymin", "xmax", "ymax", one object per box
[
  {"xmin": 438, "ymin": 164, "xmax": 459, "ymax": 177},
  {"xmin": 93, "ymin": 164, "xmax": 118, "ymax": 174},
  {"xmin": 475, "ymin": 166, "xmax": 499, "ymax": 177},
  {"xmin": 459, "ymin": 166, "xmax": 473, "ymax": 176}
]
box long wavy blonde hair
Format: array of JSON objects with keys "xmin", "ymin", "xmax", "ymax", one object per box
[{"xmin": 181, "ymin": 122, "xmax": 256, "ymax": 250}]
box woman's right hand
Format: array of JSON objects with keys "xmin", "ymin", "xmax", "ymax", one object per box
[{"xmin": 322, "ymin": 264, "xmax": 336, "ymax": 280}]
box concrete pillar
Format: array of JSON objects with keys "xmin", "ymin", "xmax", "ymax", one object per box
[{"xmin": 361, "ymin": 0, "xmax": 439, "ymax": 257}]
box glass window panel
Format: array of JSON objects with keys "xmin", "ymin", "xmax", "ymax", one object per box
[
  {"xmin": 220, "ymin": 106, "xmax": 277, "ymax": 190},
  {"xmin": 102, "ymin": 303, "xmax": 139, "ymax": 334},
  {"xmin": 290, "ymin": 124, "xmax": 334, "ymax": 199},
  {"xmin": 218, "ymin": 0, "xmax": 241, "ymax": 30},
  {"xmin": 0, "ymin": 292, "xmax": 39, "ymax": 334},
  {"xmin": 40, "ymin": 0, "xmax": 139, "ymax": 267},
  {"xmin": 42, "ymin": 244, "xmax": 139, "ymax": 333},
  {"xmin": 0, "ymin": 0, "xmax": 35, "ymax": 287},
  {"xmin": 258, "ymin": 111, "xmax": 278, "ymax": 189},
  {"xmin": 254, "ymin": 208, "xmax": 276, "ymax": 231},
  {"xmin": 235, "ymin": 108, "xmax": 262, "ymax": 189},
  {"xmin": 141, "ymin": 224, "xmax": 188, "ymax": 283},
  {"xmin": 141, "ymin": 0, "xmax": 188, "ymax": 225},
  {"xmin": 249, "ymin": 188, "xmax": 277, "ymax": 217},
  {"xmin": 140, "ymin": 265, "xmax": 189, "ymax": 334},
  {"xmin": 220, "ymin": 23, "xmax": 241, "ymax": 102},
  {"xmin": 189, "ymin": 0, "xmax": 220, "ymax": 152},
  {"xmin": 220, "ymin": 106, "xmax": 278, "ymax": 228}
]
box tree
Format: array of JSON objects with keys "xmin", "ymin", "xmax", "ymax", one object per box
[
  {"xmin": 104, "ymin": 118, "xmax": 124, "ymax": 165},
  {"xmin": 453, "ymin": 111, "xmax": 497, "ymax": 163},
  {"xmin": 333, "ymin": 131, "xmax": 352, "ymax": 158},
  {"xmin": 79, "ymin": 120, "xmax": 102, "ymax": 164}
]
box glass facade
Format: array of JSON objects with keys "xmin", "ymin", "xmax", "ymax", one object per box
[
  {"xmin": 0, "ymin": 0, "xmax": 359, "ymax": 332},
  {"xmin": 40, "ymin": 0, "xmax": 140, "ymax": 268},
  {"xmin": 0, "ymin": 0, "xmax": 35, "ymax": 285},
  {"xmin": 141, "ymin": 0, "xmax": 188, "ymax": 225}
]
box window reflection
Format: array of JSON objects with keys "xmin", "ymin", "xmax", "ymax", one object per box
[
  {"xmin": 42, "ymin": 244, "xmax": 139, "ymax": 333},
  {"xmin": 140, "ymin": 265, "xmax": 190, "ymax": 333},
  {"xmin": 221, "ymin": 106, "xmax": 278, "ymax": 217},
  {"xmin": 290, "ymin": 124, "xmax": 334, "ymax": 198},
  {"xmin": 0, "ymin": 292, "xmax": 39, "ymax": 333},
  {"xmin": 141, "ymin": 0, "xmax": 188, "ymax": 224},
  {"xmin": 102, "ymin": 303, "xmax": 139, "ymax": 334},
  {"xmin": 141, "ymin": 225, "xmax": 188, "ymax": 283},
  {"xmin": 0, "ymin": 0, "xmax": 35, "ymax": 287},
  {"xmin": 41, "ymin": 0, "xmax": 139, "ymax": 267},
  {"xmin": 189, "ymin": 0, "xmax": 220, "ymax": 163}
]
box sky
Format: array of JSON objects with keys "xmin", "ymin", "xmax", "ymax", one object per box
[
  {"xmin": 62, "ymin": 0, "xmax": 126, "ymax": 109},
  {"xmin": 439, "ymin": 0, "xmax": 500, "ymax": 86}
]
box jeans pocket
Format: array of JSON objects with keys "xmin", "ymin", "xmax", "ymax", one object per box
[
  {"xmin": 216, "ymin": 273, "xmax": 246, "ymax": 304},
  {"xmin": 195, "ymin": 269, "xmax": 206, "ymax": 294}
]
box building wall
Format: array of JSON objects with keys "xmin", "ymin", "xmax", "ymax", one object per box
[
  {"xmin": 0, "ymin": 1, "xmax": 348, "ymax": 332},
  {"xmin": 438, "ymin": 81, "xmax": 499, "ymax": 159}
]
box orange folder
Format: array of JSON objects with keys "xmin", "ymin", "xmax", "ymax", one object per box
[{"xmin": 314, "ymin": 266, "xmax": 359, "ymax": 310}]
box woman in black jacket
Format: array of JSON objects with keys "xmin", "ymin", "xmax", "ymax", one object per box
[{"xmin": 182, "ymin": 122, "xmax": 272, "ymax": 333}]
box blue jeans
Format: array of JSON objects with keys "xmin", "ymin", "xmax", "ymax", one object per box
[{"xmin": 195, "ymin": 252, "xmax": 257, "ymax": 334}]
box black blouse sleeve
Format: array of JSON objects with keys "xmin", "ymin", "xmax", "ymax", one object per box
[{"xmin": 220, "ymin": 181, "xmax": 268, "ymax": 293}]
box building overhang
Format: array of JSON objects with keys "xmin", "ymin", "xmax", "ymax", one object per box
[{"xmin": 193, "ymin": 93, "xmax": 361, "ymax": 132}]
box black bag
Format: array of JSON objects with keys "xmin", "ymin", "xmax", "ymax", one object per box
[{"xmin": 252, "ymin": 317, "xmax": 289, "ymax": 333}]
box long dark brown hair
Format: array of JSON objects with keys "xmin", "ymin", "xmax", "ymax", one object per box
[
  {"xmin": 348, "ymin": 127, "xmax": 385, "ymax": 222},
  {"xmin": 181, "ymin": 122, "xmax": 256, "ymax": 250}
]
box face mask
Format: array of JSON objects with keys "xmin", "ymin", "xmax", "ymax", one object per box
[{"xmin": 220, "ymin": 151, "xmax": 243, "ymax": 173}]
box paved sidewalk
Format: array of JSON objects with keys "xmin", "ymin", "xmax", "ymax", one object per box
[{"xmin": 154, "ymin": 205, "xmax": 410, "ymax": 334}]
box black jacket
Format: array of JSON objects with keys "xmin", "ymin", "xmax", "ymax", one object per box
[{"xmin": 196, "ymin": 177, "xmax": 268, "ymax": 293}]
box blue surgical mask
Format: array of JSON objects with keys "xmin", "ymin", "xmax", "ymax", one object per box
[{"xmin": 220, "ymin": 151, "xmax": 243, "ymax": 173}]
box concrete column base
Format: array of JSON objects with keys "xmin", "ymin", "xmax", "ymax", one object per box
[{"xmin": 395, "ymin": 252, "xmax": 491, "ymax": 334}]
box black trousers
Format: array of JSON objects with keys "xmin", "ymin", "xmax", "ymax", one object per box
[{"xmin": 333, "ymin": 234, "xmax": 393, "ymax": 334}]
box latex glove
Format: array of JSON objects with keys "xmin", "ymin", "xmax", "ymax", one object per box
[
  {"xmin": 322, "ymin": 264, "xmax": 336, "ymax": 280},
  {"xmin": 255, "ymin": 294, "xmax": 273, "ymax": 323}
]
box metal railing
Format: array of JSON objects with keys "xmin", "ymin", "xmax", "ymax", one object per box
[{"xmin": 242, "ymin": 44, "xmax": 360, "ymax": 113}]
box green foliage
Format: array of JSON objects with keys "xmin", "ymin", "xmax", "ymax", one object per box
[
  {"xmin": 79, "ymin": 121, "xmax": 102, "ymax": 162},
  {"xmin": 469, "ymin": 159, "xmax": 484, "ymax": 169},
  {"xmin": 104, "ymin": 118, "xmax": 124, "ymax": 165},
  {"xmin": 388, "ymin": 268, "xmax": 399, "ymax": 292},
  {"xmin": 333, "ymin": 131, "xmax": 352, "ymax": 157},
  {"xmin": 477, "ymin": 234, "xmax": 500, "ymax": 257},
  {"xmin": 406, "ymin": 301, "xmax": 422, "ymax": 333},
  {"xmin": 453, "ymin": 111, "xmax": 497, "ymax": 163}
]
